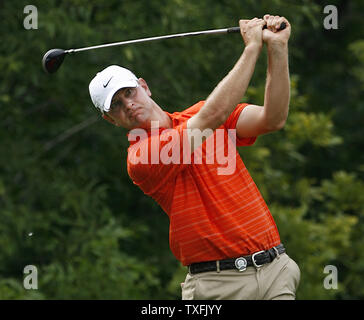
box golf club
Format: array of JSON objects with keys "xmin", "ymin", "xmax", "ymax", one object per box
[{"xmin": 42, "ymin": 23, "xmax": 286, "ymax": 74}]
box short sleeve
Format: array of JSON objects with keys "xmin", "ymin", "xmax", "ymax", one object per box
[{"xmin": 224, "ymin": 103, "xmax": 257, "ymax": 147}]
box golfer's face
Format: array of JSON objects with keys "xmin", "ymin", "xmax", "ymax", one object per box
[{"xmin": 107, "ymin": 79, "xmax": 152, "ymax": 129}]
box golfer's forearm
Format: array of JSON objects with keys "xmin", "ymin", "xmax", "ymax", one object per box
[
  {"xmin": 200, "ymin": 44, "xmax": 261, "ymax": 127},
  {"xmin": 263, "ymin": 43, "xmax": 290, "ymax": 129}
]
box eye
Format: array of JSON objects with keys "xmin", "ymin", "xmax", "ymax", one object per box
[
  {"xmin": 110, "ymin": 101, "xmax": 122, "ymax": 111},
  {"xmin": 124, "ymin": 88, "xmax": 136, "ymax": 98}
]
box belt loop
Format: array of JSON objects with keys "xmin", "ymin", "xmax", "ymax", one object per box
[
  {"xmin": 273, "ymin": 246, "xmax": 280, "ymax": 260},
  {"xmin": 216, "ymin": 260, "xmax": 221, "ymax": 273}
]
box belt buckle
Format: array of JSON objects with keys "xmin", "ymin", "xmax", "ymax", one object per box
[
  {"xmin": 252, "ymin": 250, "xmax": 265, "ymax": 268},
  {"xmin": 234, "ymin": 257, "xmax": 248, "ymax": 272}
]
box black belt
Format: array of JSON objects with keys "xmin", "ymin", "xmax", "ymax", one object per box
[{"xmin": 189, "ymin": 244, "xmax": 286, "ymax": 275}]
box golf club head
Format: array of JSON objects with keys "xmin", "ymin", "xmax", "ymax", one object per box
[{"xmin": 42, "ymin": 48, "xmax": 66, "ymax": 74}]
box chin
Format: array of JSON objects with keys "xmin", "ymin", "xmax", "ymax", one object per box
[
  {"xmin": 134, "ymin": 115, "xmax": 152, "ymax": 129},
  {"xmin": 129, "ymin": 120, "xmax": 148, "ymax": 130}
]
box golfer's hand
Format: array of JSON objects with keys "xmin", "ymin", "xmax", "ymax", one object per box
[
  {"xmin": 239, "ymin": 18, "xmax": 266, "ymax": 49},
  {"xmin": 262, "ymin": 15, "xmax": 291, "ymax": 45}
]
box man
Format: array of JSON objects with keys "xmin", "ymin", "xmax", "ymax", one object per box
[{"xmin": 89, "ymin": 15, "xmax": 300, "ymax": 300}]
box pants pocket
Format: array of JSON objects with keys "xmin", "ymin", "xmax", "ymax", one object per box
[
  {"xmin": 181, "ymin": 273, "xmax": 197, "ymax": 300},
  {"xmin": 286, "ymin": 257, "xmax": 301, "ymax": 291}
]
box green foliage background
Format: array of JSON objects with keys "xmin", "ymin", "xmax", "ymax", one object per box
[{"xmin": 0, "ymin": 0, "xmax": 363, "ymax": 299}]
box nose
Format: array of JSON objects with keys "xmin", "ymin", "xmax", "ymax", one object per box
[{"xmin": 124, "ymin": 99, "xmax": 134, "ymax": 111}]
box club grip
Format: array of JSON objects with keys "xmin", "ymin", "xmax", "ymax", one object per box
[
  {"xmin": 227, "ymin": 22, "xmax": 286, "ymax": 33},
  {"xmin": 227, "ymin": 27, "xmax": 241, "ymax": 33},
  {"xmin": 263, "ymin": 21, "xmax": 286, "ymax": 31}
]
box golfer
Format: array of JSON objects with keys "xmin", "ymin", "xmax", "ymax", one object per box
[{"xmin": 89, "ymin": 15, "xmax": 300, "ymax": 300}]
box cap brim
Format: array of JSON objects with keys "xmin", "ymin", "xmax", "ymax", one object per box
[{"xmin": 103, "ymin": 80, "xmax": 138, "ymax": 113}]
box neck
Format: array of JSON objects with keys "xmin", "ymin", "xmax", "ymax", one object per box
[{"xmin": 149, "ymin": 102, "xmax": 172, "ymax": 129}]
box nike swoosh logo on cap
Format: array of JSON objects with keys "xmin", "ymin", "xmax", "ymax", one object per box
[{"xmin": 103, "ymin": 76, "xmax": 113, "ymax": 88}]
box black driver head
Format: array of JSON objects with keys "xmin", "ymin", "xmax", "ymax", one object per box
[{"xmin": 42, "ymin": 48, "xmax": 66, "ymax": 74}]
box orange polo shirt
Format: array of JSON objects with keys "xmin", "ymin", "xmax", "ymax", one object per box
[{"xmin": 127, "ymin": 101, "xmax": 281, "ymax": 266}]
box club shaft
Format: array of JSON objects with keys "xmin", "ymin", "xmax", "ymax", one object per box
[{"xmin": 65, "ymin": 27, "xmax": 240, "ymax": 54}]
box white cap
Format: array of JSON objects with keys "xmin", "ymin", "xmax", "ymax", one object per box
[{"xmin": 89, "ymin": 65, "xmax": 138, "ymax": 114}]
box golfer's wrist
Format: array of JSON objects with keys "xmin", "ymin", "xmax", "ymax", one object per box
[
  {"xmin": 266, "ymin": 41, "xmax": 288, "ymax": 53},
  {"xmin": 245, "ymin": 42, "xmax": 262, "ymax": 54}
]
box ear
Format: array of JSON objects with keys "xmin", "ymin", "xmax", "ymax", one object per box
[{"xmin": 138, "ymin": 78, "xmax": 152, "ymax": 97}]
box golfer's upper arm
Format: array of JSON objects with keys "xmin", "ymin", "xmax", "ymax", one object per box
[{"xmin": 236, "ymin": 104, "xmax": 278, "ymax": 139}]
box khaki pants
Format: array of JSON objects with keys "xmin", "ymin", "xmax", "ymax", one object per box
[{"xmin": 181, "ymin": 253, "xmax": 300, "ymax": 300}]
